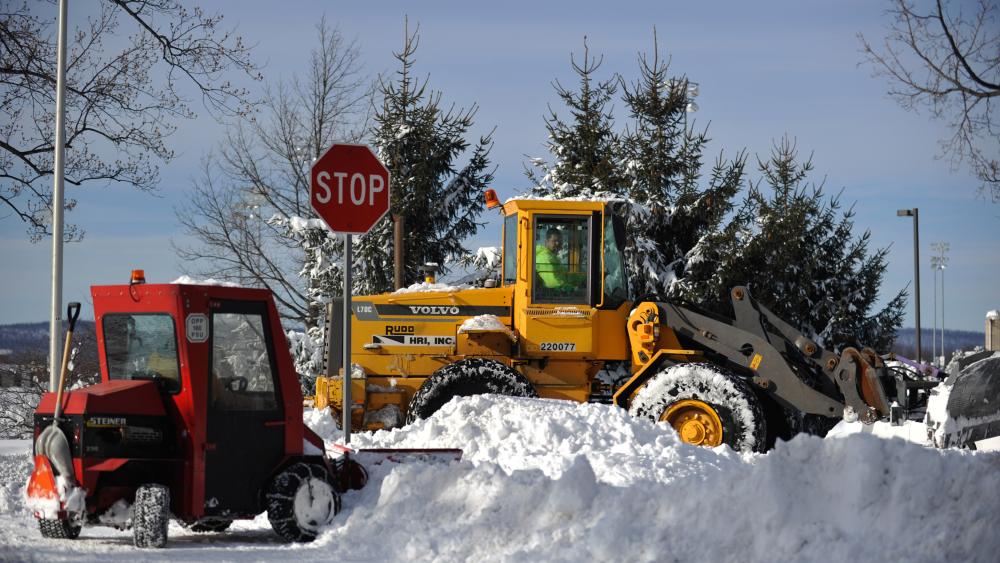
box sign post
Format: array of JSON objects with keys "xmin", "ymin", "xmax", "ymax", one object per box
[{"xmin": 310, "ymin": 144, "xmax": 390, "ymax": 443}]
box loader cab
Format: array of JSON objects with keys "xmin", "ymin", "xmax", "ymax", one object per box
[
  {"xmin": 499, "ymin": 199, "xmax": 631, "ymax": 401},
  {"xmin": 500, "ymin": 199, "xmax": 629, "ymax": 310}
]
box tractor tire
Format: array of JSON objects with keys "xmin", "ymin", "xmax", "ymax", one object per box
[
  {"xmin": 133, "ymin": 484, "xmax": 170, "ymax": 548},
  {"xmin": 405, "ymin": 358, "xmax": 538, "ymax": 424},
  {"xmin": 629, "ymin": 362, "xmax": 767, "ymax": 453},
  {"xmin": 190, "ymin": 519, "xmax": 232, "ymax": 533},
  {"xmin": 38, "ymin": 518, "xmax": 81, "ymax": 539},
  {"xmin": 266, "ymin": 462, "xmax": 340, "ymax": 543}
]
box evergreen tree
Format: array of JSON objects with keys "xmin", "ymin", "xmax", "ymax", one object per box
[
  {"xmin": 355, "ymin": 23, "xmax": 494, "ymax": 294},
  {"xmin": 527, "ymin": 38, "xmax": 622, "ymax": 198},
  {"xmin": 617, "ymin": 32, "xmax": 745, "ymax": 295},
  {"xmin": 529, "ymin": 34, "xmax": 745, "ymax": 297},
  {"xmin": 679, "ymin": 138, "xmax": 906, "ymax": 351}
]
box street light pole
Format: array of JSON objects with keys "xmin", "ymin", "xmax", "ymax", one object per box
[
  {"xmin": 897, "ymin": 208, "xmax": 921, "ymax": 363},
  {"xmin": 48, "ymin": 0, "xmax": 69, "ymax": 391},
  {"xmin": 931, "ymin": 242, "xmax": 949, "ymax": 365}
]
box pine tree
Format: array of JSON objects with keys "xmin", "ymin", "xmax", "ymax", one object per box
[
  {"xmin": 617, "ymin": 31, "xmax": 745, "ymax": 296},
  {"xmin": 679, "ymin": 137, "xmax": 906, "ymax": 351},
  {"xmin": 527, "ymin": 38, "xmax": 622, "ymax": 198},
  {"xmin": 355, "ymin": 22, "xmax": 494, "ymax": 294},
  {"xmin": 529, "ymin": 34, "xmax": 745, "ymax": 297}
]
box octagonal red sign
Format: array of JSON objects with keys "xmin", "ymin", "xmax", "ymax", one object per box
[{"xmin": 310, "ymin": 143, "xmax": 391, "ymax": 235}]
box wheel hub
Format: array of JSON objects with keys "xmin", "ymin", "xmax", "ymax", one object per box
[
  {"xmin": 661, "ymin": 399, "xmax": 723, "ymax": 447},
  {"xmin": 293, "ymin": 478, "xmax": 336, "ymax": 532}
]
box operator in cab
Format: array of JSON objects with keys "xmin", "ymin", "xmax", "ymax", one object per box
[{"xmin": 535, "ymin": 227, "xmax": 578, "ymax": 292}]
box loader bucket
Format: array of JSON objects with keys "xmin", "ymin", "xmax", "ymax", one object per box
[{"xmin": 928, "ymin": 355, "xmax": 1000, "ymax": 448}]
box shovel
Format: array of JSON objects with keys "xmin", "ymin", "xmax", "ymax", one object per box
[{"xmin": 34, "ymin": 302, "xmax": 81, "ymax": 481}]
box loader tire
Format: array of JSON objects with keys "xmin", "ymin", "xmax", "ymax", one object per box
[
  {"xmin": 406, "ymin": 358, "xmax": 538, "ymax": 424},
  {"xmin": 38, "ymin": 518, "xmax": 81, "ymax": 539},
  {"xmin": 629, "ymin": 363, "xmax": 767, "ymax": 453},
  {"xmin": 266, "ymin": 462, "xmax": 340, "ymax": 543},
  {"xmin": 133, "ymin": 484, "xmax": 170, "ymax": 548}
]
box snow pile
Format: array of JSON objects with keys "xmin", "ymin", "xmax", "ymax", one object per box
[
  {"xmin": 2, "ymin": 397, "xmax": 998, "ymax": 560},
  {"xmin": 310, "ymin": 395, "xmax": 1000, "ymax": 562},
  {"xmin": 170, "ymin": 275, "xmax": 240, "ymax": 287},
  {"xmin": 827, "ymin": 419, "xmax": 931, "ymax": 445},
  {"xmin": 457, "ymin": 315, "xmax": 516, "ymax": 342},
  {"xmin": 392, "ymin": 281, "xmax": 472, "ymax": 294}
]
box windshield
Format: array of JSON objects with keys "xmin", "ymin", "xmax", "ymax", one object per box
[
  {"xmin": 103, "ymin": 313, "xmax": 181, "ymax": 392},
  {"xmin": 532, "ymin": 215, "xmax": 590, "ymax": 303}
]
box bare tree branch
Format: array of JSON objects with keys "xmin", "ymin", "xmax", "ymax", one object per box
[
  {"xmin": 860, "ymin": 0, "xmax": 1000, "ymax": 201},
  {"xmin": 174, "ymin": 19, "xmax": 367, "ymax": 327},
  {"xmin": 0, "ymin": 0, "xmax": 261, "ymax": 241}
]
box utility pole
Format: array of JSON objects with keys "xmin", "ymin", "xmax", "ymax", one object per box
[
  {"xmin": 48, "ymin": 0, "xmax": 69, "ymax": 391},
  {"xmin": 897, "ymin": 208, "xmax": 921, "ymax": 363}
]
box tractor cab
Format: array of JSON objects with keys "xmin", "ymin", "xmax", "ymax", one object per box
[{"xmin": 88, "ymin": 279, "xmax": 310, "ymax": 519}]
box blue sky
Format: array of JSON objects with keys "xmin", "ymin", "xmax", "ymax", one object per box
[{"xmin": 2, "ymin": 0, "xmax": 997, "ymax": 333}]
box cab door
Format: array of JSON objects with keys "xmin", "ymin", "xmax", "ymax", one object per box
[
  {"xmin": 518, "ymin": 212, "xmax": 599, "ymax": 357},
  {"xmin": 204, "ymin": 300, "xmax": 285, "ymax": 516}
]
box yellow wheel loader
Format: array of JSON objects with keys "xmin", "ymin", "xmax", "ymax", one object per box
[{"xmin": 314, "ymin": 194, "xmax": 994, "ymax": 451}]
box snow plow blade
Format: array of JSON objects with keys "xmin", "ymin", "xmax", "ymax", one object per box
[
  {"xmin": 928, "ymin": 355, "xmax": 1000, "ymax": 448},
  {"xmin": 331, "ymin": 444, "xmax": 463, "ymax": 466}
]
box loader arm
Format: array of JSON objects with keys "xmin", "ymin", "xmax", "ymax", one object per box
[{"xmin": 619, "ymin": 287, "xmax": 891, "ymax": 423}]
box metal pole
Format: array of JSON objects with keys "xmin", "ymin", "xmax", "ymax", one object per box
[
  {"xmin": 932, "ymin": 268, "xmax": 938, "ymax": 365},
  {"xmin": 393, "ymin": 214, "xmax": 404, "ymax": 290},
  {"xmin": 342, "ymin": 233, "xmax": 352, "ymax": 443},
  {"xmin": 913, "ymin": 209, "xmax": 921, "ymax": 364},
  {"xmin": 941, "ymin": 267, "xmax": 945, "ymax": 365},
  {"xmin": 48, "ymin": 0, "xmax": 69, "ymax": 392}
]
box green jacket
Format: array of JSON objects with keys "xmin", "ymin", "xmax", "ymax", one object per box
[{"xmin": 535, "ymin": 244, "xmax": 569, "ymax": 289}]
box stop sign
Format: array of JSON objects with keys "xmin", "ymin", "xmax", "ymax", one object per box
[{"xmin": 310, "ymin": 143, "xmax": 391, "ymax": 234}]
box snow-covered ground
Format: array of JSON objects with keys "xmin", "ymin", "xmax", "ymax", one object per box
[{"xmin": 2, "ymin": 396, "xmax": 999, "ymax": 561}]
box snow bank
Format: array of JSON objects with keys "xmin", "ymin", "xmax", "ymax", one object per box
[
  {"xmin": 827, "ymin": 419, "xmax": 931, "ymax": 445},
  {"xmin": 312, "ymin": 396, "xmax": 1000, "ymax": 562},
  {"xmin": 392, "ymin": 281, "xmax": 472, "ymax": 294},
  {"xmin": 1, "ymin": 399, "xmax": 997, "ymax": 561}
]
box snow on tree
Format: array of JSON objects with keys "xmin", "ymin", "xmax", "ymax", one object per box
[
  {"xmin": 527, "ymin": 34, "xmax": 745, "ymax": 297},
  {"xmin": 354, "ymin": 22, "xmax": 494, "ymax": 295},
  {"xmin": 678, "ymin": 137, "xmax": 906, "ymax": 351}
]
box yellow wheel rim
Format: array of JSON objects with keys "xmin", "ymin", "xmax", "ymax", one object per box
[{"xmin": 661, "ymin": 399, "xmax": 724, "ymax": 447}]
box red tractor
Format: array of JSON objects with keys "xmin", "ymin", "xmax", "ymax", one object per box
[{"xmin": 26, "ymin": 273, "xmax": 374, "ymax": 547}]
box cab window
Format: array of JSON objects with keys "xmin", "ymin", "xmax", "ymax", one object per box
[
  {"xmin": 602, "ymin": 212, "xmax": 629, "ymax": 308},
  {"xmin": 103, "ymin": 313, "xmax": 181, "ymax": 393},
  {"xmin": 210, "ymin": 311, "xmax": 279, "ymax": 412},
  {"xmin": 503, "ymin": 213, "xmax": 518, "ymax": 286},
  {"xmin": 532, "ymin": 215, "xmax": 590, "ymax": 304}
]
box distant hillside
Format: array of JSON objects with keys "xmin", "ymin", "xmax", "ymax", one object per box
[
  {"xmin": 891, "ymin": 327, "xmax": 985, "ymax": 360},
  {"xmin": 0, "ymin": 321, "xmax": 96, "ymax": 358}
]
